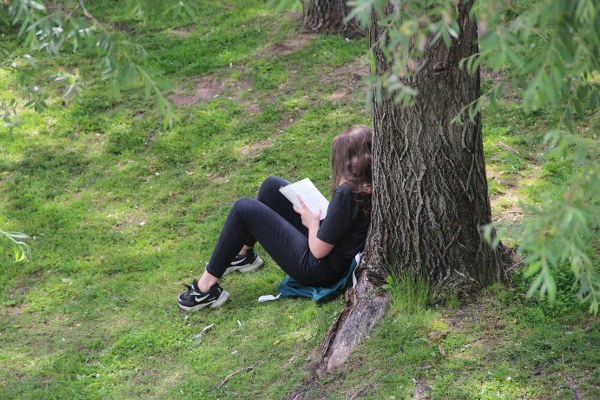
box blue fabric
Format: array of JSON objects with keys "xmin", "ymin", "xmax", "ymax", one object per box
[{"xmin": 277, "ymin": 255, "xmax": 359, "ymax": 302}]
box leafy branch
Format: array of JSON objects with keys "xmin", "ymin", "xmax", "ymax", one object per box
[
  {"xmin": 0, "ymin": 229, "xmax": 30, "ymax": 262},
  {"xmin": 1, "ymin": 0, "xmax": 197, "ymax": 127}
]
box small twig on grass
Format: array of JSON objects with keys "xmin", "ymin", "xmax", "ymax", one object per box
[
  {"xmin": 494, "ymin": 177, "xmax": 516, "ymax": 187},
  {"xmin": 497, "ymin": 141, "xmax": 520, "ymax": 156},
  {"xmin": 217, "ymin": 360, "xmax": 264, "ymax": 389},
  {"xmin": 347, "ymin": 384, "xmax": 373, "ymax": 400},
  {"xmin": 412, "ymin": 378, "xmax": 431, "ymax": 400},
  {"xmin": 506, "ymin": 260, "xmax": 523, "ymax": 273},
  {"xmin": 565, "ymin": 375, "xmax": 583, "ymax": 400}
]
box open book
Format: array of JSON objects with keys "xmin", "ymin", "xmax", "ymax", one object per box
[{"xmin": 279, "ymin": 178, "xmax": 329, "ymax": 220}]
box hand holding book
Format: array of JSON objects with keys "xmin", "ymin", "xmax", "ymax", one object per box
[
  {"xmin": 293, "ymin": 194, "xmax": 322, "ymax": 231},
  {"xmin": 279, "ymin": 178, "xmax": 329, "ymax": 220}
]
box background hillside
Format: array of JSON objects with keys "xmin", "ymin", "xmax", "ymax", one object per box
[{"xmin": 1, "ymin": 1, "xmax": 598, "ymax": 398}]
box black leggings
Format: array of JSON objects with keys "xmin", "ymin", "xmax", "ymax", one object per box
[{"xmin": 205, "ymin": 176, "xmax": 342, "ymax": 287}]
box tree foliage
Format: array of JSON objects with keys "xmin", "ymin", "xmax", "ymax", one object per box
[
  {"xmin": 0, "ymin": 0, "xmax": 199, "ymax": 128},
  {"xmin": 0, "ymin": 229, "xmax": 30, "ymax": 262},
  {"xmin": 346, "ymin": 0, "xmax": 600, "ymax": 312}
]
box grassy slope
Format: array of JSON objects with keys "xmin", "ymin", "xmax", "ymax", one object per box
[{"xmin": 0, "ymin": 1, "xmax": 598, "ymax": 399}]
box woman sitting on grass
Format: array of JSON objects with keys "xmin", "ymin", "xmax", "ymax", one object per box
[{"xmin": 178, "ymin": 125, "xmax": 373, "ymax": 311}]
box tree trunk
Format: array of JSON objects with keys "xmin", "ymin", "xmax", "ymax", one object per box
[
  {"xmin": 301, "ymin": 0, "xmax": 365, "ymax": 38},
  {"xmin": 285, "ymin": 2, "xmax": 508, "ymax": 396},
  {"xmin": 369, "ymin": 0, "xmax": 508, "ymax": 298}
]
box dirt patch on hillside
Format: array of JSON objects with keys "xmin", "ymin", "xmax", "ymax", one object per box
[
  {"xmin": 275, "ymin": 113, "xmax": 298, "ymax": 134},
  {"xmin": 246, "ymin": 103, "xmax": 260, "ymax": 114},
  {"xmin": 322, "ymin": 58, "xmax": 370, "ymax": 101},
  {"xmin": 322, "ymin": 59, "xmax": 370, "ymax": 86},
  {"xmin": 481, "ymin": 69, "xmax": 520, "ymax": 101},
  {"xmin": 328, "ymin": 88, "xmax": 352, "ymax": 102},
  {"xmin": 488, "ymin": 161, "xmax": 542, "ymax": 226},
  {"xmin": 227, "ymin": 77, "xmax": 253, "ymax": 98},
  {"xmin": 145, "ymin": 131, "xmax": 157, "ymax": 147},
  {"xmin": 273, "ymin": 58, "xmax": 369, "ymax": 103},
  {"xmin": 171, "ymin": 74, "xmax": 252, "ymax": 107},
  {"xmin": 239, "ymin": 138, "xmax": 274, "ymax": 158},
  {"xmin": 257, "ymin": 33, "xmax": 313, "ymax": 58},
  {"xmin": 169, "ymin": 27, "xmax": 195, "ymax": 38},
  {"xmin": 111, "ymin": 21, "xmax": 134, "ymax": 34},
  {"xmin": 7, "ymin": 303, "xmax": 27, "ymax": 316},
  {"xmin": 495, "ymin": 203, "xmax": 523, "ymax": 226},
  {"xmin": 7, "ymin": 282, "xmax": 30, "ymax": 297}
]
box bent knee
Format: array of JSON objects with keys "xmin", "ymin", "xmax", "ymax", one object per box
[
  {"xmin": 257, "ymin": 176, "xmax": 287, "ymax": 200},
  {"xmin": 233, "ymin": 197, "xmax": 255, "ymax": 212}
]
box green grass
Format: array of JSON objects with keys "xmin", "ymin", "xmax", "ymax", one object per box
[
  {"xmin": 1, "ymin": 1, "xmax": 599, "ymax": 399},
  {"xmin": 299, "ymin": 278, "xmax": 599, "ymax": 399}
]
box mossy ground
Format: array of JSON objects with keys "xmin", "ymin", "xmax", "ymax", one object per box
[{"xmin": 0, "ymin": 1, "xmax": 598, "ymax": 399}]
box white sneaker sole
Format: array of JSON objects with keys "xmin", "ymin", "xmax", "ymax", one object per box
[
  {"xmin": 223, "ymin": 256, "xmax": 264, "ymax": 275},
  {"xmin": 178, "ymin": 290, "xmax": 230, "ymax": 312}
]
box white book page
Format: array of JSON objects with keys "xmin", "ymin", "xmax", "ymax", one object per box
[{"xmin": 279, "ymin": 178, "xmax": 329, "ymax": 220}]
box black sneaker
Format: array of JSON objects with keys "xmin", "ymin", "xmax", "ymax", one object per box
[
  {"xmin": 178, "ymin": 279, "xmax": 229, "ymax": 311},
  {"xmin": 224, "ymin": 249, "xmax": 264, "ymax": 274}
]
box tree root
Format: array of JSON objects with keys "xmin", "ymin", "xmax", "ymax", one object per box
[
  {"xmin": 319, "ymin": 267, "xmax": 389, "ymax": 372},
  {"xmin": 283, "ymin": 263, "xmax": 389, "ymax": 399}
]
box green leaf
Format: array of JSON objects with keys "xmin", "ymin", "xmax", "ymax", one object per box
[
  {"xmin": 29, "ymin": 1, "xmax": 46, "ymax": 11},
  {"xmin": 183, "ymin": 3, "xmax": 196, "ymax": 18},
  {"xmin": 6, "ymin": 232, "xmax": 30, "ymax": 240},
  {"xmin": 527, "ymin": 273, "xmax": 545, "ymax": 298},
  {"xmin": 0, "ymin": 7, "xmax": 10, "ymax": 25},
  {"xmin": 141, "ymin": 79, "xmax": 150, "ymax": 99},
  {"xmin": 524, "ymin": 260, "xmax": 542, "ymax": 278},
  {"xmin": 563, "ymin": 107, "xmax": 574, "ymax": 132},
  {"xmin": 438, "ymin": 26, "xmax": 453, "ymax": 48},
  {"xmin": 542, "ymin": 267, "xmax": 557, "ymax": 301},
  {"xmin": 589, "ymin": 87, "xmax": 600, "ymax": 110},
  {"xmin": 109, "ymin": 79, "xmax": 121, "ymax": 100},
  {"xmin": 346, "ymin": 0, "xmax": 376, "ymax": 28}
]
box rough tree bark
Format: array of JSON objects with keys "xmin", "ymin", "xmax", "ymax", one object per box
[
  {"xmin": 301, "ymin": 0, "xmax": 365, "ymax": 38},
  {"xmin": 285, "ymin": 1, "xmax": 508, "ymax": 397},
  {"xmin": 368, "ymin": 0, "xmax": 508, "ymax": 298}
]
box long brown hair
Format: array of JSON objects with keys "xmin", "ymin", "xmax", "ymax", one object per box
[{"xmin": 330, "ymin": 125, "xmax": 373, "ymax": 218}]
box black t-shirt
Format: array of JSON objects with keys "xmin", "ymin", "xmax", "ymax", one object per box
[{"xmin": 317, "ymin": 184, "xmax": 369, "ymax": 276}]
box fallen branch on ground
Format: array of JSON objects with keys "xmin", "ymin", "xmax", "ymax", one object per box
[{"xmin": 217, "ymin": 360, "xmax": 264, "ymax": 389}]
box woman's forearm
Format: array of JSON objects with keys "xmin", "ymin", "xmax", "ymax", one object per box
[{"xmin": 308, "ymin": 227, "xmax": 334, "ymax": 259}]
